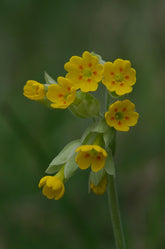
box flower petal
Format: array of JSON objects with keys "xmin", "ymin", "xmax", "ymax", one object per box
[
  {"xmin": 75, "ymin": 152, "xmax": 91, "ymax": 170},
  {"xmin": 38, "ymin": 176, "xmax": 49, "ymax": 188},
  {"xmin": 42, "ymin": 185, "xmax": 55, "ymax": 199},
  {"xmin": 91, "ymin": 156, "xmax": 106, "ymax": 172}
]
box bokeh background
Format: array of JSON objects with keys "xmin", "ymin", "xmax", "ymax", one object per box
[{"xmin": 0, "ymin": 0, "xmax": 164, "ymax": 249}]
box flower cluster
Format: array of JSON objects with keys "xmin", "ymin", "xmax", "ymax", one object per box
[{"xmin": 23, "ymin": 51, "xmax": 139, "ymax": 200}]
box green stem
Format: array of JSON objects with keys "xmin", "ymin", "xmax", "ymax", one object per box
[
  {"xmin": 105, "ymin": 90, "xmax": 110, "ymax": 111},
  {"xmin": 106, "ymin": 90, "xmax": 126, "ymax": 249},
  {"xmin": 107, "ymin": 175, "xmax": 126, "ymax": 249}
]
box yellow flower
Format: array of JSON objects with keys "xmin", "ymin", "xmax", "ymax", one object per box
[
  {"xmin": 90, "ymin": 175, "xmax": 107, "ymax": 195},
  {"xmin": 102, "ymin": 59, "xmax": 136, "ymax": 96},
  {"xmin": 105, "ymin": 99, "xmax": 139, "ymax": 131},
  {"xmin": 23, "ymin": 80, "xmax": 45, "ymax": 100},
  {"xmin": 64, "ymin": 51, "xmax": 104, "ymax": 92},
  {"xmin": 75, "ymin": 145, "xmax": 107, "ymax": 172},
  {"xmin": 38, "ymin": 175, "xmax": 65, "ymax": 200},
  {"xmin": 47, "ymin": 77, "xmax": 76, "ymax": 109}
]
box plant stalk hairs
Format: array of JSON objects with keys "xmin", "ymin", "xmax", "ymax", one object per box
[{"xmin": 23, "ymin": 51, "xmax": 139, "ymax": 249}]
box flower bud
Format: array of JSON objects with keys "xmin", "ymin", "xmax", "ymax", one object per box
[
  {"xmin": 38, "ymin": 167, "xmax": 65, "ymax": 200},
  {"xmin": 90, "ymin": 174, "xmax": 107, "ymax": 195},
  {"xmin": 23, "ymin": 80, "xmax": 45, "ymax": 100}
]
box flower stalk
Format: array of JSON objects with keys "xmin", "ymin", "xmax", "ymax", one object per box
[
  {"xmin": 107, "ymin": 91, "xmax": 126, "ymax": 249},
  {"xmin": 107, "ymin": 175, "xmax": 126, "ymax": 249}
]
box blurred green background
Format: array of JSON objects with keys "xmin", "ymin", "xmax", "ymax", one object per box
[{"xmin": 0, "ymin": 0, "xmax": 164, "ymax": 248}]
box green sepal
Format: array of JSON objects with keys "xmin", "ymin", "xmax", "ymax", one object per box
[
  {"xmin": 45, "ymin": 139, "xmax": 81, "ymax": 174},
  {"xmin": 64, "ymin": 153, "xmax": 79, "ymax": 180},
  {"xmin": 81, "ymin": 119, "xmax": 107, "ymax": 143},
  {"xmin": 89, "ymin": 169, "xmax": 104, "ymax": 186},
  {"xmin": 69, "ymin": 91, "xmax": 100, "ymax": 119},
  {"xmin": 104, "ymin": 149, "xmax": 115, "ymax": 176},
  {"xmin": 90, "ymin": 51, "xmax": 105, "ymax": 65},
  {"xmin": 46, "ymin": 163, "xmax": 65, "ymax": 174},
  {"xmin": 82, "ymin": 132, "xmax": 98, "ymax": 145},
  {"xmin": 44, "ymin": 71, "xmax": 57, "ymax": 85},
  {"xmin": 81, "ymin": 118, "xmax": 115, "ymax": 149},
  {"xmin": 103, "ymin": 127, "xmax": 116, "ymax": 148},
  {"xmin": 109, "ymin": 91, "xmax": 120, "ymax": 99},
  {"xmin": 37, "ymin": 97, "xmax": 52, "ymax": 108}
]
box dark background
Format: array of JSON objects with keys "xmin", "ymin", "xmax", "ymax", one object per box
[{"xmin": 0, "ymin": 0, "xmax": 164, "ymax": 249}]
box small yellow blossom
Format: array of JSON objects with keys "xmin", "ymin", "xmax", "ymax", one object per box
[
  {"xmin": 105, "ymin": 99, "xmax": 139, "ymax": 131},
  {"xmin": 23, "ymin": 80, "xmax": 45, "ymax": 100},
  {"xmin": 102, "ymin": 59, "xmax": 136, "ymax": 96},
  {"xmin": 75, "ymin": 145, "xmax": 107, "ymax": 172},
  {"xmin": 64, "ymin": 51, "xmax": 104, "ymax": 92},
  {"xmin": 47, "ymin": 77, "xmax": 76, "ymax": 109},
  {"xmin": 90, "ymin": 175, "xmax": 107, "ymax": 195},
  {"xmin": 38, "ymin": 175, "xmax": 65, "ymax": 200}
]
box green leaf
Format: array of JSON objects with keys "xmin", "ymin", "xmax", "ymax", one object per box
[
  {"xmin": 104, "ymin": 150, "xmax": 115, "ymax": 175},
  {"xmin": 44, "ymin": 71, "xmax": 57, "ymax": 85},
  {"xmin": 45, "ymin": 139, "xmax": 81, "ymax": 174},
  {"xmin": 64, "ymin": 154, "xmax": 79, "ymax": 180},
  {"xmin": 89, "ymin": 169, "xmax": 104, "ymax": 186}
]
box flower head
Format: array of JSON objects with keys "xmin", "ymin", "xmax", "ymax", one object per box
[
  {"xmin": 64, "ymin": 51, "xmax": 104, "ymax": 92},
  {"xmin": 105, "ymin": 99, "xmax": 139, "ymax": 131},
  {"xmin": 90, "ymin": 175, "xmax": 107, "ymax": 195},
  {"xmin": 38, "ymin": 175, "xmax": 65, "ymax": 200},
  {"xmin": 23, "ymin": 80, "xmax": 45, "ymax": 100},
  {"xmin": 47, "ymin": 77, "xmax": 76, "ymax": 109},
  {"xmin": 75, "ymin": 145, "xmax": 107, "ymax": 172},
  {"xmin": 103, "ymin": 59, "xmax": 136, "ymax": 96}
]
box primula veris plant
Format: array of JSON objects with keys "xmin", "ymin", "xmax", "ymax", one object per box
[{"xmin": 23, "ymin": 51, "xmax": 139, "ymax": 249}]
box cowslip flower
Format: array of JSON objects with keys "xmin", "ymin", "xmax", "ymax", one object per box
[
  {"xmin": 47, "ymin": 77, "xmax": 76, "ymax": 109},
  {"xmin": 23, "ymin": 80, "xmax": 45, "ymax": 100},
  {"xmin": 75, "ymin": 145, "xmax": 107, "ymax": 172},
  {"xmin": 105, "ymin": 99, "xmax": 139, "ymax": 131},
  {"xmin": 103, "ymin": 59, "xmax": 136, "ymax": 96},
  {"xmin": 90, "ymin": 175, "xmax": 107, "ymax": 195},
  {"xmin": 64, "ymin": 51, "xmax": 104, "ymax": 92},
  {"xmin": 38, "ymin": 175, "xmax": 65, "ymax": 200}
]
